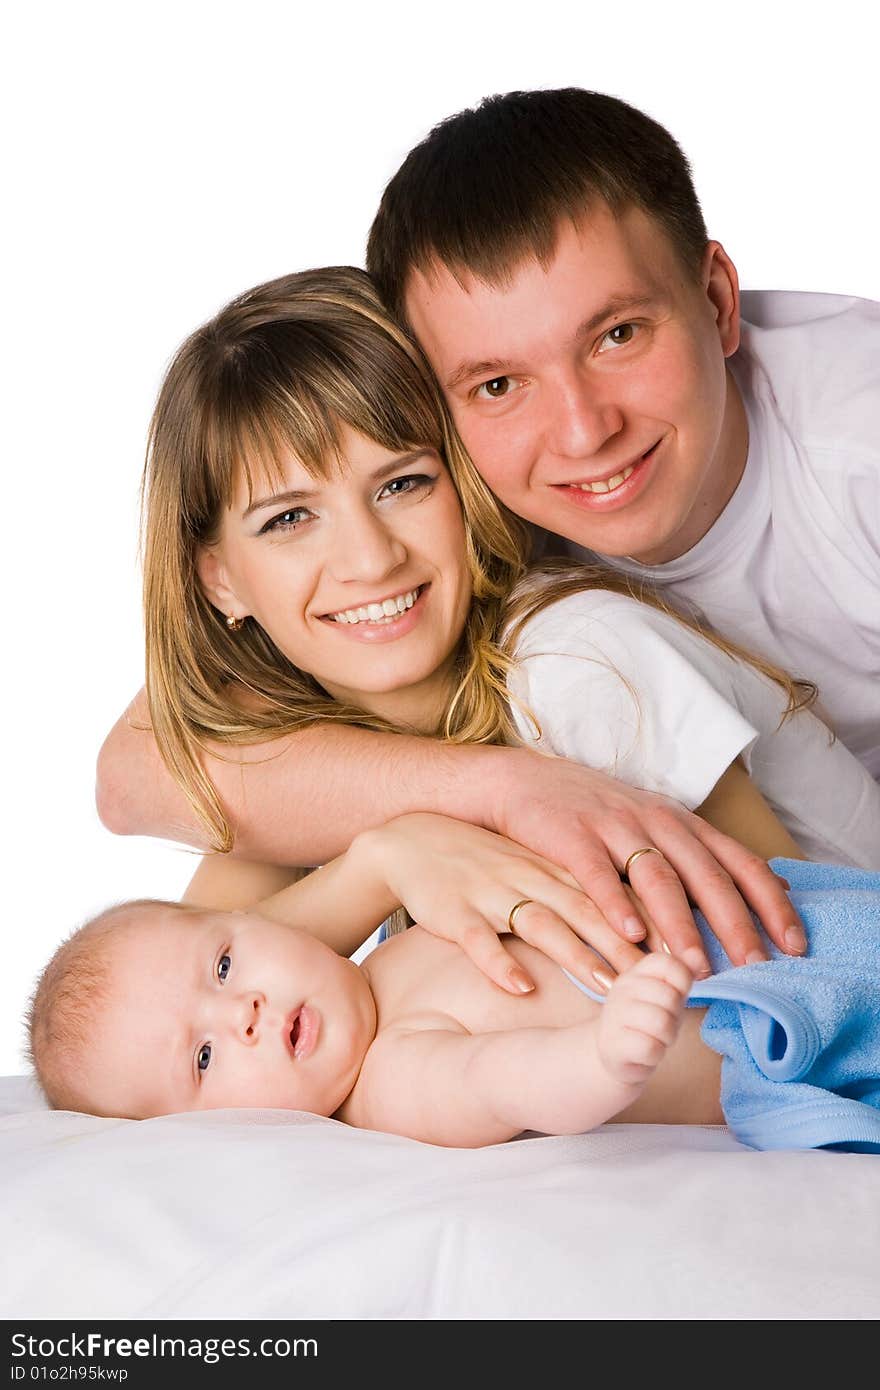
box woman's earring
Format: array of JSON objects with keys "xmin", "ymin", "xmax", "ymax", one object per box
[{"xmin": 226, "ymin": 614, "xmax": 245, "ymax": 632}]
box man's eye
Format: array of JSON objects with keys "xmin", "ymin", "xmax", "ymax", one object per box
[
  {"xmin": 197, "ymin": 1043, "xmax": 212, "ymax": 1073},
  {"xmin": 475, "ymin": 376, "xmax": 514, "ymax": 400},
  {"xmin": 599, "ymin": 323, "xmax": 637, "ymax": 351},
  {"xmin": 217, "ymin": 953, "xmax": 231, "ymax": 983}
]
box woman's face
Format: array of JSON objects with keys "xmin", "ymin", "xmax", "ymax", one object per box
[{"xmin": 198, "ymin": 426, "xmax": 474, "ymax": 731}]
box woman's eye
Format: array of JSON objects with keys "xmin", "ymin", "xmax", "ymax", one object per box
[
  {"xmin": 197, "ymin": 1043, "xmax": 212, "ymax": 1073},
  {"xmin": 599, "ymin": 323, "xmax": 638, "ymax": 352},
  {"xmin": 379, "ymin": 474, "xmax": 434, "ymax": 500},
  {"xmin": 260, "ymin": 507, "xmax": 311, "ymax": 535},
  {"xmin": 217, "ymin": 953, "xmax": 231, "ymax": 983},
  {"xmin": 475, "ymin": 376, "xmax": 514, "ymax": 400}
]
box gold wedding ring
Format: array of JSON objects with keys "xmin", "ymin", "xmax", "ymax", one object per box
[
  {"xmin": 507, "ymin": 898, "xmax": 534, "ymax": 934},
  {"xmin": 622, "ymin": 846, "xmax": 666, "ymax": 881}
]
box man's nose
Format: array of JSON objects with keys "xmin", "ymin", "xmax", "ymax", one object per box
[
  {"xmin": 326, "ymin": 507, "xmax": 407, "ymax": 584},
  {"xmin": 545, "ymin": 371, "xmax": 625, "ymax": 460}
]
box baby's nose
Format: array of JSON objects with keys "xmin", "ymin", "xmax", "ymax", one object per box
[{"xmin": 235, "ymin": 991, "xmax": 266, "ymax": 1043}]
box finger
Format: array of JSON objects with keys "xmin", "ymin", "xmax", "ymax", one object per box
[
  {"xmin": 629, "ymin": 951, "xmax": 694, "ymax": 994},
  {"xmin": 458, "ymin": 920, "xmax": 536, "ymax": 995},
  {"xmin": 529, "ymin": 883, "xmax": 647, "ymax": 974},
  {"xmin": 618, "ymin": 1001, "xmax": 685, "ymax": 1046},
  {"xmin": 553, "ymin": 838, "xmax": 653, "ymax": 943},
  {"xmin": 685, "ymin": 825, "xmax": 806, "ymax": 957},
  {"xmin": 607, "ymin": 848, "xmax": 714, "ymax": 978},
  {"xmin": 505, "ymin": 902, "xmax": 628, "ymax": 990}
]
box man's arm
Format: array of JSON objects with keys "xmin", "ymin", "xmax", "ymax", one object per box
[{"xmin": 96, "ymin": 689, "xmax": 805, "ymax": 971}]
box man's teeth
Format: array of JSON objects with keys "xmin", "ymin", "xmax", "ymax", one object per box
[
  {"xmin": 574, "ymin": 463, "xmax": 636, "ymax": 494},
  {"xmin": 330, "ymin": 588, "xmax": 419, "ymax": 625}
]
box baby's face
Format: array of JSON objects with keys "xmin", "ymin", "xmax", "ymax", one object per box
[{"xmin": 85, "ymin": 908, "xmax": 377, "ymax": 1119}]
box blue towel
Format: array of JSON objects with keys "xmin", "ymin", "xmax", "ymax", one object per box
[
  {"xmin": 564, "ymin": 858, "xmax": 880, "ymax": 1151},
  {"xmin": 688, "ymin": 857, "xmax": 880, "ymax": 1152}
]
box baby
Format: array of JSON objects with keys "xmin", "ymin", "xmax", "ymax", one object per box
[{"xmin": 28, "ymin": 857, "xmax": 880, "ymax": 1151}]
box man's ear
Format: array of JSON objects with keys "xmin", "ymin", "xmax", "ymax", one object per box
[
  {"xmin": 702, "ymin": 240, "xmax": 741, "ymax": 358},
  {"xmin": 195, "ymin": 545, "xmax": 250, "ymax": 623}
]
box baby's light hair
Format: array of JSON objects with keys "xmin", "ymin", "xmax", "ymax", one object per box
[{"xmin": 26, "ymin": 898, "xmax": 187, "ymax": 1113}]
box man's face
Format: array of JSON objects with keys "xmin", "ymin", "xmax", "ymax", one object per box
[{"xmin": 405, "ymin": 205, "xmax": 746, "ymax": 565}]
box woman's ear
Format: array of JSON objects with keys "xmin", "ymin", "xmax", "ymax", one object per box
[{"xmin": 195, "ymin": 545, "xmax": 250, "ymax": 623}]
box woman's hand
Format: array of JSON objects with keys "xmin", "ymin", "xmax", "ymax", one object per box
[{"xmin": 356, "ymin": 813, "xmax": 663, "ymax": 994}]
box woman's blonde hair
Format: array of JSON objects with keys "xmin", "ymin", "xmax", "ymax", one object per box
[
  {"xmin": 142, "ymin": 266, "xmax": 816, "ymax": 853},
  {"xmin": 142, "ymin": 267, "xmax": 527, "ymax": 850}
]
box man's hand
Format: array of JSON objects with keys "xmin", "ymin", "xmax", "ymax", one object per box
[{"xmin": 489, "ymin": 748, "xmax": 805, "ymax": 976}]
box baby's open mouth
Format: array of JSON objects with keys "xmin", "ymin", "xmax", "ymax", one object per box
[{"xmin": 286, "ymin": 1004, "xmax": 319, "ymax": 1061}]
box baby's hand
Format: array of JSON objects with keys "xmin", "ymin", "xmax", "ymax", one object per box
[{"xmin": 596, "ymin": 953, "xmax": 692, "ymax": 1089}]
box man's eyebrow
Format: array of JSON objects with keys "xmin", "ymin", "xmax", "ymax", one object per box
[
  {"xmin": 445, "ymin": 294, "xmax": 663, "ymax": 391},
  {"xmin": 242, "ymin": 451, "xmax": 433, "ymax": 519},
  {"xmin": 574, "ymin": 294, "xmax": 663, "ymax": 341}
]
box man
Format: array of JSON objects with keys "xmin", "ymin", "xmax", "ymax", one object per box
[
  {"xmin": 101, "ymin": 87, "xmax": 866, "ymax": 976},
  {"xmin": 367, "ymin": 88, "xmax": 879, "ymax": 779}
]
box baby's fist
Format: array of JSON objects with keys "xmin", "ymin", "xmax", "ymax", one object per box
[{"xmin": 597, "ymin": 952, "xmax": 693, "ymax": 1087}]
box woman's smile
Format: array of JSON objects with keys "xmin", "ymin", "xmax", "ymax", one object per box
[{"xmin": 318, "ymin": 583, "xmax": 429, "ymax": 644}]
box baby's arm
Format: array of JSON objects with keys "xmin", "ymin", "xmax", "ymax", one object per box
[{"xmin": 350, "ymin": 954, "xmax": 692, "ymax": 1147}]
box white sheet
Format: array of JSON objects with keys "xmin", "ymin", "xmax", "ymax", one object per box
[{"xmin": 3, "ymin": 1073, "xmax": 879, "ymax": 1320}]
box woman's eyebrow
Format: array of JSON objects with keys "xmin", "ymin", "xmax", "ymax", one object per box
[
  {"xmin": 242, "ymin": 451, "xmax": 432, "ymax": 517},
  {"xmin": 243, "ymin": 486, "xmax": 315, "ymax": 518}
]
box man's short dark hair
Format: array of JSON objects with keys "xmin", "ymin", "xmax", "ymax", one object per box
[{"xmin": 366, "ymin": 88, "xmax": 709, "ymax": 323}]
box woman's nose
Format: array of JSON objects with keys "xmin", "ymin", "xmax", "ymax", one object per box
[{"xmin": 326, "ymin": 507, "xmax": 407, "ymax": 584}]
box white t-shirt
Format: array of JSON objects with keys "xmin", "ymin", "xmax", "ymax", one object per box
[
  {"xmin": 507, "ymin": 588, "xmax": 880, "ymax": 870},
  {"xmin": 562, "ymin": 291, "xmax": 880, "ymax": 778}
]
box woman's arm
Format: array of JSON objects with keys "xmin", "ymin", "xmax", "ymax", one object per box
[
  {"xmin": 179, "ymin": 815, "xmax": 654, "ymax": 985},
  {"xmin": 695, "ymin": 761, "xmax": 807, "ymax": 864},
  {"xmin": 95, "ymin": 690, "xmax": 803, "ymax": 973}
]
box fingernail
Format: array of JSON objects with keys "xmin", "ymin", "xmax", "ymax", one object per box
[
  {"xmin": 508, "ymin": 966, "xmax": 535, "ymax": 994},
  {"xmin": 744, "ymin": 949, "xmax": 767, "ymax": 966},
  {"xmin": 684, "ymin": 947, "xmax": 711, "ymax": 979},
  {"xmin": 623, "ymin": 916, "xmax": 646, "ymax": 941},
  {"xmin": 785, "ymin": 925, "xmax": 807, "ymax": 955},
  {"xmin": 660, "ymin": 939, "xmax": 672, "ymax": 955},
  {"xmin": 591, "ymin": 969, "xmax": 615, "ymax": 994}
]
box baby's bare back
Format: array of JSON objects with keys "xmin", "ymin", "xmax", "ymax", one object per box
[{"xmin": 356, "ymin": 927, "xmax": 724, "ymax": 1128}]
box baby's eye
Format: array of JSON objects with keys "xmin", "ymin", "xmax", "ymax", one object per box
[
  {"xmin": 217, "ymin": 953, "xmax": 231, "ymax": 983},
  {"xmin": 598, "ymin": 323, "xmax": 638, "ymax": 352},
  {"xmin": 197, "ymin": 1043, "xmax": 212, "ymax": 1073}
]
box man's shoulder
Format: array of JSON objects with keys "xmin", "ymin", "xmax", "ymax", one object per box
[
  {"xmin": 739, "ymin": 288, "xmax": 878, "ymax": 332},
  {"xmin": 738, "ymin": 289, "xmax": 879, "ymax": 459}
]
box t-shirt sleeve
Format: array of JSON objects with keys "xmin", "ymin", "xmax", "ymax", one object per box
[{"xmin": 507, "ymin": 591, "xmax": 759, "ymax": 809}]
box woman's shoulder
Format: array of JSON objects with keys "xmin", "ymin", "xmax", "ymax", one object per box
[{"xmin": 511, "ymin": 580, "xmax": 712, "ymax": 662}]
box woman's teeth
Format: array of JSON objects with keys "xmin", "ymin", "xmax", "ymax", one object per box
[
  {"xmin": 573, "ymin": 463, "xmax": 636, "ymax": 494},
  {"xmin": 329, "ymin": 588, "xmax": 419, "ymax": 625}
]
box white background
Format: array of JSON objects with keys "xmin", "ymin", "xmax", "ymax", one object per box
[{"xmin": 3, "ymin": 0, "xmax": 877, "ymax": 1076}]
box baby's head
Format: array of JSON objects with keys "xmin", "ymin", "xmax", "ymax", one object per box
[{"xmin": 28, "ymin": 898, "xmax": 376, "ymax": 1120}]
